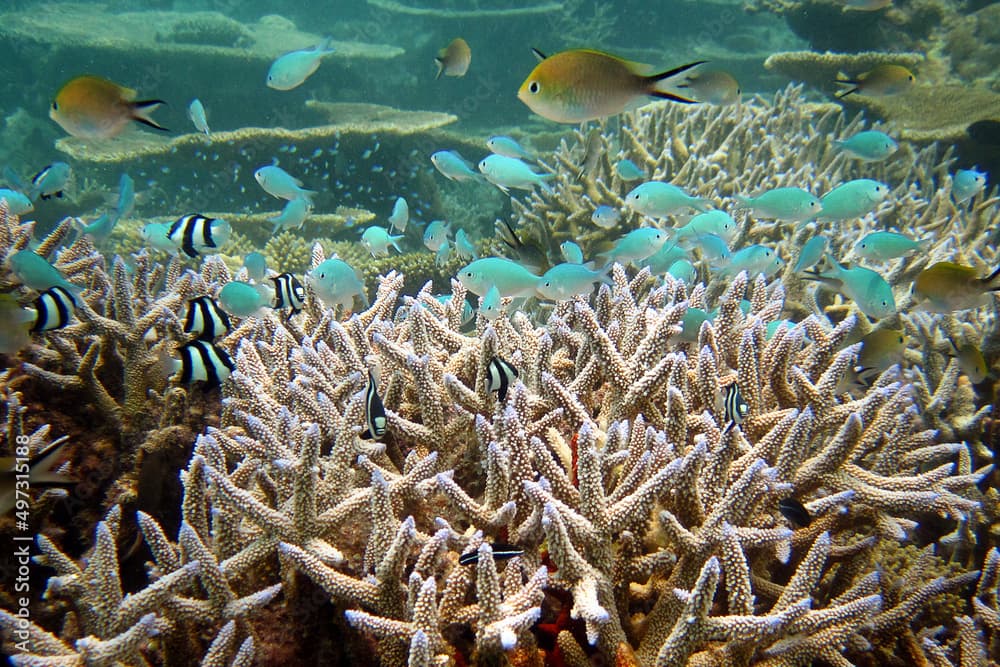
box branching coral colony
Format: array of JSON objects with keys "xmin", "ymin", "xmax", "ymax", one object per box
[{"xmin": 3, "ymin": 85, "xmax": 1000, "ymax": 665}]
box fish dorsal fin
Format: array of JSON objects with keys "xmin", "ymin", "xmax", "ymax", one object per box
[{"xmin": 531, "ymin": 48, "xmax": 547, "ymax": 62}]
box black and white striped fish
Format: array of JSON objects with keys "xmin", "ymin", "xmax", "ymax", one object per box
[
  {"xmin": 360, "ymin": 368, "xmax": 387, "ymax": 440},
  {"xmin": 487, "ymin": 356, "xmax": 518, "ymax": 401},
  {"xmin": 173, "ymin": 340, "xmax": 235, "ymax": 386},
  {"xmin": 722, "ymin": 382, "xmax": 749, "ymax": 434},
  {"xmin": 167, "ymin": 214, "xmax": 231, "ymax": 259},
  {"xmin": 183, "ymin": 296, "xmax": 231, "ymax": 341},
  {"xmin": 458, "ymin": 543, "xmax": 524, "ymax": 566},
  {"xmin": 30, "ymin": 286, "xmax": 77, "ymax": 332},
  {"xmin": 271, "ymin": 273, "xmax": 306, "ymax": 318}
]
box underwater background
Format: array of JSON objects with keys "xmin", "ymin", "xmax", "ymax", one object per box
[{"xmin": 1, "ymin": 0, "xmax": 1000, "ymax": 665}]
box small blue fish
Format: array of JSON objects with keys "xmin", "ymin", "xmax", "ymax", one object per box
[
  {"xmin": 267, "ymin": 37, "xmax": 335, "ymax": 90},
  {"xmin": 953, "ymin": 168, "xmax": 987, "ymax": 204},
  {"xmin": 817, "ymin": 180, "xmax": 889, "ymax": 221},
  {"xmin": 487, "ymin": 136, "xmax": 534, "ymax": 160},
  {"xmin": 680, "ymin": 307, "xmax": 712, "ymax": 342},
  {"xmin": 625, "ymin": 181, "xmax": 710, "ymax": 217},
  {"xmin": 218, "ymin": 281, "xmax": 273, "ymax": 318},
  {"xmin": 457, "ymin": 257, "xmax": 540, "ymax": 298},
  {"xmin": 833, "ymin": 130, "xmax": 898, "ymax": 161},
  {"xmin": 807, "ymin": 255, "xmax": 896, "ymax": 319},
  {"xmin": 423, "ymin": 220, "xmax": 451, "ymax": 252},
  {"xmin": 454, "ymin": 229, "xmax": 478, "ymax": 260},
  {"xmin": 8, "ymin": 250, "xmax": 81, "ymax": 295},
  {"xmin": 29, "ymin": 162, "xmax": 71, "ymax": 201},
  {"xmin": 560, "ymin": 241, "xmax": 584, "ymax": 264},
  {"xmin": 642, "ymin": 243, "xmax": 688, "ymax": 274},
  {"xmin": 187, "ymin": 98, "xmax": 210, "ymax": 135},
  {"xmin": 478, "ymin": 284, "xmax": 503, "ymax": 321},
  {"xmin": 244, "ymin": 252, "xmax": 268, "ymax": 282},
  {"xmin": 0, "ymin": 189, "xmax": 33, "ymax": 215},
  {"xmin": 667, "ymin": 259, "xmax": 697, "ymax": 283},
  {"xmin": 431, "ymin": 150, "xmax": 481, "ymax": 182},
  {"xmin": 435, "ymin": 242, "xmax": 452, "ymax": 267},
  {"xmin": 693, "ymin": 233, "xmax": 730, "ymax": 265},
  {"xmin": 615, "ymin": 159, "xmax": 646, "ymax": 181},
  {"xmin": 255, "ymin": 165, "xmax": 316, "ymax": 202},
  {"xmin": 736, "ymin": 187, "xmax": 821, "ymax": 223},
  {"xmin": 306, "ymin": 258, "xmax": 368, "ymax": 310},
  {"xmin": 75, "ymin": 214, "xmax": 116, "ymax": 244},
  {"xmin": 478, "ymin": 155, "xmax": 553, "ymax": 193},
  {"xmin": 853, "ymin": 231, "xmax": 924, "ymax": 262},
  {"xmin": 537, "ymin": 263, "xmax": 611, "ymax": 300},
  {"xmin": 720, "ymin": 245, "xmax": 784, "ymax": 277},
  {"xmin": 673, "ymin": 210, "xmax": 739, "ymax": 244},
  {"xmin": 591, "ymin": 205, "xmax": 621, "ymax": 229},
  {"xmin": 361, "ymin": 226, "xmax": 404, "ymax": 257},
  {"xmin": 388, "ymin": 197, "xmax": 409, "ymax": 232},
  {"xmin": 116, "ymin": 173, "xmax": 135, "ymax": 221},
  {"xmin": 600, "ymin": 227, "xmax": 669, "ymax": 266},
  {"xmin": 270, "ymin": 197, "xmax": 312, "ymax": 233},
  {"xmin": 793, "ymin": 235, "xmax": 828, "ymax": 272}
]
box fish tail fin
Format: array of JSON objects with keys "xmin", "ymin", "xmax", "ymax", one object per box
[
  {"xmin": 646, "ymin": 61, "xmax": 705, "ymax": 102},
  {"xmin": 834, "ymin": 85, "xmax": 858, "ymax": 99},
  {"xmin": 434, "ymin": 57, "xmax": 444, "ymax": 80},
  {"xmin": 131, "ymin": 100, "xmax": 169, "ymax": 132},
  {"xmin": 649, "ymin": 60, "xmax": 707, "ymax": 84},
  {"xmin": 649, "ymin": 90, "xmax": 698, "ymax": 104},
  {"xmin": 692, "ymin": 197, "xmax": 712, "ymax": 213}
]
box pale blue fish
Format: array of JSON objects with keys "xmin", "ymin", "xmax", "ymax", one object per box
[
  {"xmin": 254, "ymin": 165, "xmax": 316, "ymax": 202},
  {"xmin": 674, "ymin": 210, "xmax": 739, "ymax": 244},
  {"xmin": 29, "ymin": 162, "xmax": 71, "ymax": 201},
  {"xmin": 8, "ymin": 250, "xmax": 80, "ymax": 295},
  {"xmin": 793, "ymin": 235, "xmax": 828, "ymax": 272},
  {"xmin": 680, "ymin": 307, "xmax": 712, "ymax": 342},
  {"xmin": 116, "ymin": 173, "xmax": 135, "ymax": 221},
  {"xmin": 0, "ymin": 189, "xmax": 34, "ymax": 215},
  {"xmin": 361, "ymin": 226, "xmax": 404, "ymax": 257},
  {"xmin": 643, "ymin": 243, "xmax": 688, "ymax": 274},
  {"xmin": 75, "ymin": 213, "xmax": 115, "ymax": 244},
  {"xmin": 435, "ymin": 242, "xmax": 452, "ymax": 267},
  {"xmin": 0, "ymin": 294, "xmax": 35, "ymax": 353},
  {"xmin": 735, "ymin": 187, "xmax": 821, "ymax": 223},
  {"xmin": 487, "ymin": 136, "xmax": 534, "ymax": 160},
  {"xmin": 306, "ymin": 258, "xmax": 368, "ymax": 310},
  {"xmin": 388, "ymin": 197, "xmax": 409, "ymax": 232},
  {"xmin": 141, "ymin": 222, "xmax": 179, "ymax": 253},
  {"xmin": 537, "ymin": 263, "xmax": 611, "ymax": 300},
  {"xmin": 720, "ymin": 245, "xmax": 784, "ymax": 277},
  {"xmin": 454, "ymin": 229, "xmax": 477, "ymax": 260},
  {"xmin": 693, "ymin": 233, "xmax": 730, "ymax": 265},
  {"xmin": 625, "ymin": 181, "xmax": 711, "ymax": 217},
  {"xmin": 478, "ymin": 155, "xmax": 553, "ymax": 193},
  {"xmin": 615, "ymin": 159, "xmax": 646, "ymax": 181},
  {"xmin": 834, "ymin": 130, "xmax": 897, "ymax": 161},
  {"xmin": 457, "ymin": 257, "xmax": 541, "ymax": 298},
  {"xmin": 244, "ymin": 252, "xmax": 268, "ymax": 282},
  {"xmin": 436, "ymin": 294, "xmax": 474, "ymax": 325},
  {"xmin": 423, "ymin": 220, "xmax": 451, "ymax": 252},
  {"xmin": 187, "ymin": 98, "xmax": 210, "ymax": 135},
  {"xmin": 600, "ymin": 227, "xmax": 669, "ymax": 266},
  {"xmin": 478, "ymin": 285, "xmax": 503, "ymax": 321},
  {"xmin": 430, "ymin": 150, "xmax": 481, "ymax": 182},
  {"xmin": 853, "ymin": 231, "xmax": 924, "ymax": 262},
  {"xmin": 560, "ymin": 241, "xmax": 584, "ymax": 264},
  {"xmin": 218, "ymin": 281, "xmax": 273, "ymax": 318},
  {"xmin": 766, "ymin": 320, "xmax": 795, "ymax": 339},
  {"xmin": 953, "ymin": 169, "xmax": 987, "ymax": 204},
  {"xmin": 668, "ymin": 259, "xmax": 697, "ymax": 283},
  {"xmin": 809, "ymin": 255, "xmax": 896, "ymax": 319},
  {"xmin": 817, "ymin": 179, "xmax": 889, "ymax": 221},
  {"xmin": 270, "ymin": 197, "xmax": 312, "ymax": 233},
  {"xmin": 266, "ymin": 37, "xmax": 335, "ymax": 90},
  {"xmin": 591, "ymin": 205, "xmax": 621, "ymax": 229}
]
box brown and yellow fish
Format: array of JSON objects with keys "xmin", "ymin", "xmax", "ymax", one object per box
[
  {"xmin": 913, "ymin": 262, "xmax": 1000, "ymax": 312},
  {"xmin": 518, "ymin": 48, "xmax": 704, "ymax": 123},
  {"xmin": 835, "ymin": 64, "xmax": 914, "ymax": 98},
  {"xmin": 50, "ymin": 75, "xmax": 168, "ymax": 140},
  {"xmin": 435, "ymin": 38, "xmax": 471, "ymax": 79},
  {"xmin": 1, "ymin": 438, "xmax": 75, "ymax": 515}
]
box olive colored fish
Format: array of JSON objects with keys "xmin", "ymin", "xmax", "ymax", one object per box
[
  {"xmin": 50, "ymin": 75, "xmax": 167, "ymax": 140},
  {"xmin": 835, "ymin": 65, "xmax": 914, "ymax": 98},
  {"xmin": 436, "ymin": 38, "xmax": 471, "ymax": 79},
  {"xmin": 913, "ymin": 262, "xmax": 1000, "ymax": 312},
  {"xmin": 518, "ymin": 48, "xmax": 704, "ymax": 123}
]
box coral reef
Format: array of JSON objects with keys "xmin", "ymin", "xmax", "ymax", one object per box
[{"xmin": 364, "ymin": 0, "xmax": 564, "ymax": 18}]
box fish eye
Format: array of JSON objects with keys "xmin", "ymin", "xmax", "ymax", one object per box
[
  {"xmin": 466, "ymin": 271, "xmax": 473, "ymax": 278},
  {"xmin": 528, "ymin": 81, "xmax": 540, "ymax": 94}
]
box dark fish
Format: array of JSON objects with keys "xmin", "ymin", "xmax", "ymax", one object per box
[
  {"xmin": 487, "ymin": 356, "xmax": 518, "ymax": 401},
  {"xmin": 183, "ymin": 296, "xmax": 231, "ymax": 341},
  {"xmin": 778, "ymin": 497, "xmax": 812, "ymax": 527},
  {"xmin": 1, "ymin": 437, "xmax": 76, "ymax": 515},
  {"xmin": 175, "ymin": 340, "xmax": 235, "ymax": 386},
  {"xmin": 30, "ymin": 286, "xmax": 76, "ymax": 332},
  {"xmin": 722, "ymin": 382, "xmax": 749, "ymax": 433},
  {"xmin": 458, "ymin": 543, "xmax": 524, "ymax": 566},
  {"xmin": 167, "ymin": 214, "xmax": 229, "ymax": 259},
  {"xmin": 271, "ymin": 273, "xmax": 306, "ymax": 318},
  {"xmin": 576, "ymin": 127, "xmax": 603, "ymax": 181},
  {"xmin": 360, "ymin": 368, "xmax": 387, "ymax": 440}
]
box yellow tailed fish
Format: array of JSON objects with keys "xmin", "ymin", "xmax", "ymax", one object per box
[
  {"xmin": 50, "ymin": 75, "xmax": 167, "ymax": 139},
  {"xmin": 835, "ymin": 64, "xmax": 914, "ymax": 98},
  {"xmin": 435, "ymin": 38, "xmax": 471, "ymax": 79},
  {"xmin": 913, "ymin": 262, "xmax": 1000, "ymax": 312},
  {"xmin": 518, "ymin": 48, "xmax": 704, "ymax": 123},
  {"xmin": 948, "ymin": 337, "xmax": 988, "ymax": 384}
]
